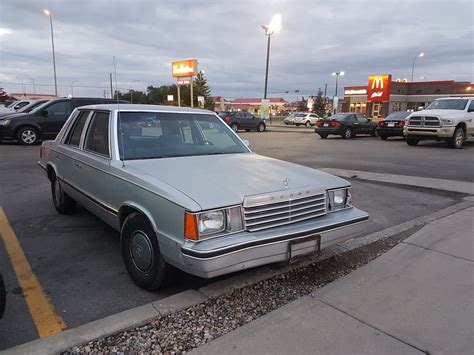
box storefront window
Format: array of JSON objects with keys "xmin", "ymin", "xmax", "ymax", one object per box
[
  {"xmin": 350, "ymin": 102, "xmax": 367, "ymax": 114},
  {"xmin": 392, "ymin": 102, "xmax": 401, "ymax": 111}
]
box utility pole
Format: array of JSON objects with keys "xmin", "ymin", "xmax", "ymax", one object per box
[
  {"xmin": 324, "ymin": 83, "xmax": 328, "ymax": 103},
  {"xmin": 103, "ymin": 90, "xmax": 106, "ymax": 98},
  {"xmin": 109, "ymin": 73, "xmax": 113, "ymax": 99}
]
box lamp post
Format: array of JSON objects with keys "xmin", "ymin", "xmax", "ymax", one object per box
[
  {"xmin": 130, "ymin": 80, "xmax": 140, "ymax": 104},
  {"xmin": 43, "ymin": 9, "xmax": 58, "ymax": 97},
  {"xmin": 410, "ymin": 52, "xmax": 424, "ymax": 82},
  {"xmin": 261, "ymin": 14, "xmax": 281, "ymax": 100},
  {"xmin": 70, "ymin": 80, "xmax": 78, "ymax": 97},
  {"xmin": 331, "ymin": 71, "xmax": 344, "ymax": 114}
]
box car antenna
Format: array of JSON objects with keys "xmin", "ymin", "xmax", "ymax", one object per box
[{"xmin": 113, "ymin": 56, "xmax": 126, "ymax": 168}]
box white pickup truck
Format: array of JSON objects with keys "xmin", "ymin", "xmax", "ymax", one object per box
[{"xmin": 404, "ymin": 97, "xmax": 474, "ymax": 148}]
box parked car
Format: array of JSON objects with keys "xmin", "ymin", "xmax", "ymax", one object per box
[
  {"xmin": 217, "ymin": 111, "xmax": 266, "ymax": 132},
  {"xmin": 315, "ymin": 113, "xmax": 377, "ymax": 139},
  {"xmin": 284, "ymin": 112, "xmax": 321, "ymax": 127},
  {"xmin": 39, "ymin": 104, "xmax": 369, "ymax": 290},
  {"xmin": 0, "ymin": 100, "xmax": 49, "ymax": 118},
  {"xmin": 376, "ymin": 111, "xmax": 411, "ymax": 140},
  {"xmin": 0, "ymin": 97, "xmax": 127, "ymax": 145},
  {"xmin": 0, "ymin": 100, "xmax": 32, "ymax": 113},
  {"xmin": 404, "ymin": 97, "xmax": 474, "ymax": 148}
]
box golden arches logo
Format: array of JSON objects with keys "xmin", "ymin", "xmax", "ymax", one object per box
[{"xmin": 371, "ymin": 77, "xmax": 384, "ymax": 89}]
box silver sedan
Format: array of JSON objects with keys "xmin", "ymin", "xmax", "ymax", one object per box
[{"xmin": 39, "ymin": 104, "xmax": 368, "ymax": 290}]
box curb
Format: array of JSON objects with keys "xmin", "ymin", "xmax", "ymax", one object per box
[
  {"xmin": 321, "ymin": 168, "xmax": 474, "ymax": 195},
  {"xmin": 4, "ymin": 200, "xmax": 473, "ymax": 355}
]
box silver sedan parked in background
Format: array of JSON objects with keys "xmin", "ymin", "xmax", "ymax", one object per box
[
  {"xmin": 283, "ymin": 112, "xmax": 321, "ymax": 127},
  {"xmin": 39, "ymin": 104, "xmax": 368, "ymax": 290}
]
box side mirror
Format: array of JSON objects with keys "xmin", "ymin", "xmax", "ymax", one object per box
[
  {"xmin": 40, "ymin": 109, "xmax": 49, "ymax": 117},
  {"xmin": 242, "ymin": 139, "xmax": 250, "ymax": 147}
]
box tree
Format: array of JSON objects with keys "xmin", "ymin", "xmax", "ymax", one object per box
[
  {"xmin": 297, "ymin": 97, "xmax": 307, "ymax": 111},
  {"xmin": 312, "ymin": 90, "xmax": 326, "ymax": 117},
  {"xmin": 193, "ymin": 71, "xmax": 214, "ymax": 110}
]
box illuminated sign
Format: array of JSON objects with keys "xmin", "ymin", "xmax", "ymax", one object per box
[
  {"xmin": 367, "ymin": 74, "xmax": 391, "ymax": 102},
  {"xmin": 344, "ymin": 89, "xmax": 367, "ymax": 95},
  {"xmin": 177, "ymin": 79, "xmax": 191, "ymax": 85},
  {"xmin": 172, "ymin": 59, "xmax": 198, "ymax": 77}
]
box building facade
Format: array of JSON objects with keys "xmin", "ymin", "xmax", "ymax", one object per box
[{"xmin": 342, "ymin": 75, "xmax": 473, "ymax": 119}]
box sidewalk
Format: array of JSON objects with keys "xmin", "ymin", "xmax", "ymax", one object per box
[{"xmin": 193, "ymin": 207, "xmax": 474, "ymax": 355}]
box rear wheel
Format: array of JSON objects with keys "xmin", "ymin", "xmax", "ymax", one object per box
[
  {"xmin": 121, "ymin": 213, "xmax": 169, "ymax": 291},
  {"xmin": 17, "ymin": 126, "xmax": 39, "ymax": 145},
  {"xmin": 230, "ymin": 123, "xmax": 239, "ymax": 132},
  {"xmin": 449, "ymin": 126, "xmax": 465, "ymax": 149},
  {"xmin": 257, "ymin": 123, "xmax": 266, "ymax": 132},
  {"xmin": 380, "ymin": 135, "xmax": 388, "ymax": 141},
  {"xmin": 51, "ymin": 174, "xmax": 76, "ymax": 214},
  {"xmin": 342, "ymin": 128, "xmax": 353, "ymax": 139},
  {"xmin": 318, "ymin": 133, "xmax": 328, "ymax": 139},
  {"xmin": 305, "ymin": 121, "xmax": 311, "ymax": 127},
  {"xmin": 406, "ymin": 138, "xmax": 419, "ymax": 146},
  {"xmin": 245, "ymin": 129, "xmax": 251, "ymax": 132}
]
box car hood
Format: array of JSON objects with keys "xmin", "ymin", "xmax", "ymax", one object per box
[
  {"xmin": 0, "ymin": 112, "xmax": 29, "ymax": 120},
  {"xmin": 125, "ymin": 153, "xmax": 348, "ymax": 210},
  {"xmin": 409, "ymin": 109, "xmax": 466, "ymax": 118}
]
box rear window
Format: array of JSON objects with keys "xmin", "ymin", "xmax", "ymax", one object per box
[
  {"xmin": 66, "ymin": 111, "xmax": 90, "ymax": 146},
  {"xmin": 426, "ymin": 99, "xmax": 468, "ymax": 110},
  {"xmin": 385, "ymin": 112, "xmax": 410, "ymax": 120},
  {"xmin": 331, "ymin": 114, "xmax": 353, "ymax": 121}
]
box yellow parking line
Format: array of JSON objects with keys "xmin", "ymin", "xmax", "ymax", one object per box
[{"xmin": 0, "ymin": 207, "xmax": 66, "ymax": 337}]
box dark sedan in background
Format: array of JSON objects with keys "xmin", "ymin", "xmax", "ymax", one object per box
[
  {"xmin": 314, "ymin": 113, "xmax": 377, "ymax": 139},
  {"xmin": 376, "ymin": 111, "xmax": 411, "ymax": 140},
  {"xmin": 218, "ymin": 111, "xmax": 266, "ymax": 132}
]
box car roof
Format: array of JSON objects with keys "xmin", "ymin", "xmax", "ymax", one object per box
[{"xmin": 77, "ymin": 103, "xmax": 214, "ymax": 114}]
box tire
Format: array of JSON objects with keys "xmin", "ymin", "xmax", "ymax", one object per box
[
  {"xmin": 342, "ymin": 128, "xmax": 353, "ymax": 139},
  {"xmin": 449, "ymin": 126, "xmax": 465, "ymax": 149},
  {"xmin": 17, "ymin": 126, "xmax": 39, "ymax": 145},
  {"xmin": 245, "ymin": 129, "xmax": 251, "ymax": 132},
  {"xmin": 257, "ymin": 123, "xmax": 266, "ymax": 132},
  {"xmin": 51, "ymin": 174, "xmax": 76, "ymax": 214},
  {"xmin": 380, "ymin": 135, "xmax": 388, "ymax": 141},
  {"xmin": 406, "ymin": 138, "xmax": 419, "ymax": 146},
  {"xmin": 318, "ymin": 133, "xmax": 328, "ymax": 139},
  {"xmin": 121, "ymin": 212, "xmax": 169, "ymax": 291},
  {"xmin": 305, "ymin": 121, "xmax": 311, "ymax": 127},
  {"xmin": 230, "ymin": 123, "xmax": 239, "ymax": 132}
]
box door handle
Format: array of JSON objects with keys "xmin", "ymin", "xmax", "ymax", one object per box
[
  {"xmin": 74, "ymin": 163, "xmax": 82, "ymax": 169},
  {"xmin": 55, "ymin": 154, "xmax": 60, "ymax": 160}
]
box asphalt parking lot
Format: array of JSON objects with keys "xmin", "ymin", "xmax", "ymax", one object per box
[{"xmin": 0, "ymin": 127, "xmax": 471, "ymax": 349}]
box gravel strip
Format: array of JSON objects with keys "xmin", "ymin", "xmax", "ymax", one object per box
[{"xmin": 69, "ymin": 225, "xmax": 422, "ymax": 354}]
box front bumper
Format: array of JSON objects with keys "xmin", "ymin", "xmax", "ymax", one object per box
[
  {"xmin": 0, "ymin": 125, "xmax": 15, "ymax": 141},
  {"xmin": 180, "ymin": 207, "xmax": 368, "ymax": 278},
  {"xmin": 403, "ymin": 126, "xmax": 455, "ymax": 139}
]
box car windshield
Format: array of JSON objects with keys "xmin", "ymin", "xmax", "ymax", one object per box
[
  {"xmin": 330, "ymin": 114, "xmax": 352, "ymax": 121},
  {"xmin": 385, "ymin": 111, "xmax": 410, "ymax": 120},
  {"xmin": 117, "ymin": 112, "xmax": 249, "ymax": 160},
  {"xmin": 425, "ymin": 99, "xmax": 468, "ymax": 110}
]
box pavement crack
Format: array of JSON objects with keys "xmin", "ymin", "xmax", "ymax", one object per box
[
  {"xmin": 401, "ymin": 241, "xmax": 474, "ymax": 263},
  {"xmin": 316, "ymin": 298, "xmax": 429, "ymax": 354}
]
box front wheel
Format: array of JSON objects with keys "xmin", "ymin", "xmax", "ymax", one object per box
[
  {"xmin": 121, "ymin": 213, "xmax": 169, "ymax": 291},
  {"xmin": 257, "ymin": 123, "xmax": 266, "ymax": 132},
  {"xmin": 17, "ymin": 126, "xmax": 39, "ymax": 145},
  {"xmin": 380, "ymin": 135, "xmax": 388, "ymax": 141},
  {"xmin": 406, "ymin": 138, "xmax": 419, "ymax": 146},
  {"xmin": 371, "ymin": 129, "xmax": 378, "ymax": 137},
  {"xmin": 342, "ymin": 128, "xmax": 353, "ymax": 139},
  {"xmin": 230, "ymin": 123, "xmax": 239, "ymax": 132},
  {"xmin": 449, "ymin": 126, "xmax": 465, "ymax": 149},
  {"xmin": 51, "ymin": 175, "xmax": 76, "ymax": 214},
  {"xmin": 318, "ymin": 133, "xmax": 328, "ymax": 139},
  {"xmin": 305, "ymin": 121, "xmax": 311, "ymax": 127}
]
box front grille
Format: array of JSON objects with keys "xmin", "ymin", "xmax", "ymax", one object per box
[
  {"xmin": 243, "ymin": 187, "xmax": 327, "ymax": 232},
  {"xmin": 408, "ymin": 116, "xmax": 440, "ymax": 127}
]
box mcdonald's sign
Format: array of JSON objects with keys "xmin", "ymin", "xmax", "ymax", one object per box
[{"xmin": 367, "ymin": 74, "xmax": 391, "ymax": 102}]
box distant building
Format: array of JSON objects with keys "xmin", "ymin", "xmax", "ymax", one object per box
[
  {"xmin": 342, "ymin": 75, "xmax": 473, "ymax": 118},
  {"xmin": 9, "ymin": 93, "xmax": 58, "ymax": 100},
  {"xmin": 211, "ymin": 97, "xmax": 287, "ymax": 114}
]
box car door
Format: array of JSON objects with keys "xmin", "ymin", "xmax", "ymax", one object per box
[
  {"xmin": 235, "ymin": 112, "xmax": 247, "ymax": 128},
  {"xmin": 355, "ymin": 114, "xmax": 370, "ymax": 134},
  {"xmin": 467, "ymin": 100, "xmax": 474, "ymax": 135},
  {"xmin": 243, "ymin": 112, "xmax": 257, "ymax": 129},
  {"xmin": 37, "ymin": 100, "xmax": 72, "ymax": 138}
]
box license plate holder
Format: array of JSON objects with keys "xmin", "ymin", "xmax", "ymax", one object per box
[
  {"xmin": 388, "ymin": 122, "xmax": 395, "ymax": 127},
  {"xmin": 288, "ymin": 234, "xmax": 321, "ymax": 260},
  {"xmin": 323, "ymin": 123, "xmax": 329, "ymax": 127}
]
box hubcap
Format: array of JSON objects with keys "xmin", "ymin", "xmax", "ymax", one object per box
[
  {"xmin": 345, "ymin": 129, "xmax": 351, "ymax": 138},
  {"xmin": 21, "ymin": 130, "xmax": 36, "ymax": 144},
  {"xmin": 130, "ymin": 231, "xmax": 153, "ymax": 272},
  {"xmin": 455, "ymin": 130, "xmax": 464, "ymax": 147}
]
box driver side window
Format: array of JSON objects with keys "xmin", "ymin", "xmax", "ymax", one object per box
[
  {"xmin": 356, "ymin": 115, "xmax": 368, "ymax": 123},
  {"xmin": 468, "ymin": 100, "xmax": 474, "ymax": 112}
]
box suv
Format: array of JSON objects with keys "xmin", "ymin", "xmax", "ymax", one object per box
[
  {"xmin": 218, "ymin": 111, "xmax": 266, "ymax": 132},
  {"xmin": 403, "ymin": 97, "xmax": 474, "ymax": 148},
  {"xmin": 0, "ymin": 97, "xmax": 127, "ymax": 145},
  {"xmin": 284, "ymin": 112, "xmax": 321, "ymax": 127}
]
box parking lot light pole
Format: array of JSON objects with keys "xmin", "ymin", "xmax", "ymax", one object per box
[
  {"xmin": 410, "ymin": 52, "xmax": 424, "ymax": 82},
  {"xmin": 43, "ymin": 9, "xmax": 58, "ymax": 97},
  {"xmin": 130, "ymin": 80, "xmax": 140, "ymax": 104},
  {"xmin": 331, "ymin": 71, "xmax": 344, "ymax": 114},
  {"xmin": 70, "ymin": 80, "xmax": 77, "ymax": 97},
  {"xmin": 261, "ymin": 14, "xmax": 281, "ymax": 100}
]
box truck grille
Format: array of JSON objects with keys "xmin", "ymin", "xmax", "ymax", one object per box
[
  {"xmin": 408, "ymin": 116, "xmax": 440, "ymax": 127},
  {"xmin": 243, "ymin": 187, "xmax": 327, "ymax": 232}
]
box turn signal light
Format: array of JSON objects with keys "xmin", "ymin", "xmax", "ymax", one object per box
[{"xmin": 184, "ymin": 212, "xmax": 199, "ymax": 240}]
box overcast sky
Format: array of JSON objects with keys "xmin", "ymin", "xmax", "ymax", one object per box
[{"xmin": 0, "ymin": 0, "xmax": 472, "ymax": 100}]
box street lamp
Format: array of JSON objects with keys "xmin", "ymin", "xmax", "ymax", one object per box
[
  {"xmin": 130, "ymin": 80, "xmax": 140, "ymax": 104},
  {"xmin": 261, "ymin": 14, "xmax": 281, "ymax": 100},
  {"xmin": 70, "ymin": 80, "xmax": 78, "ymax": 97},
  {"xmin": 331, "ymin": 71, "xmax": 344, "ymax": 114},
  {"xmin": 410, "ymin": 52, "xmax": 424, "ymax": 82},
  {"xmin": 43, "ymin": 9, "xmax": 58, "ymax": 96}
]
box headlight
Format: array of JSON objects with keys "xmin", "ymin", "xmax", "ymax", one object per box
[
  {"xmin": 441, "ymin": 118, "xmax": 454, "ymax": 126},
  {"xmin": 327, "ymin": 188, "xmax": 352, "ymax": 212},
  {"xmin": 0, "ymin": 119, "xmax": 11, "ymax": 126},
  {"xmin": 184, "ymin": 206, "xmax": 243, "ymax": 240}
]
